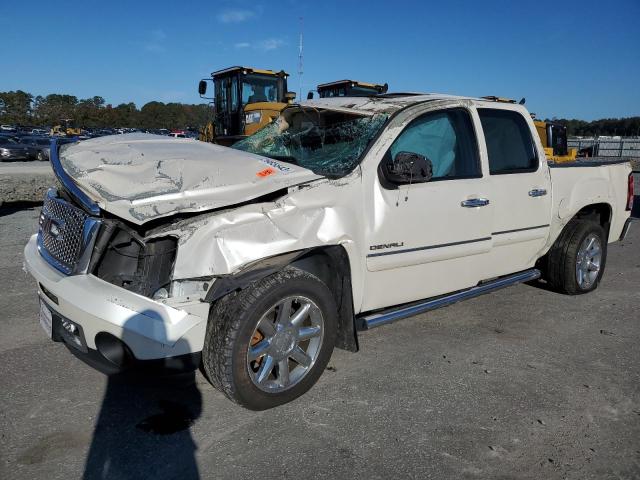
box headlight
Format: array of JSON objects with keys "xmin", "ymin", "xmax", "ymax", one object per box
[
  {"xmin": 245, "ymin": 111, "xmax": 262, "ymax": 124},
  {"xmin": 1, "ymin": 149, "xmax": 10, "ymax": 157}
]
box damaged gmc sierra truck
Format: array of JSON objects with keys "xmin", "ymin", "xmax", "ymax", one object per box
[{"xmin": 24, "ymin": 94, "xmax": 634, "ymax": 409}]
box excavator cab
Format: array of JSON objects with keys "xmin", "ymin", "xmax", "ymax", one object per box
[
  {"xmin": 315, "ymin": 80, "xmax": 388, "ymax": 98},
  {"xmin": 533, "ymin": 120, "xmax": 576, "ymax": 162},
  {"xmin": 198, "ymin": 66, "xmax": 294, "ymax": 145}
]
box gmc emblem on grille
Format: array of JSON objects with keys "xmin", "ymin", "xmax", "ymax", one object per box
[{"xmin": 39, "ymin": 214, "xmax": 64, "ymax": 240}]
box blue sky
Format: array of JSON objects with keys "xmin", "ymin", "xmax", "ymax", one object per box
[{"xmin": 1, "ymin": 0, "xmax": 638, "ymax": 120}]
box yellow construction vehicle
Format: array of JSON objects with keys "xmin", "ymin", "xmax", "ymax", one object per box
[
  {"xmin": 481, "ymin": 96, "xmax": 577, "ymax": 163},
  {"xmin": 198, "ymin": 66, "xmax": 296, "ymax": 145},
  {"xmin": 533, "ymin": 120, "xmax": 577, "ymax": 163},
  {"xmin": 50, "ymin": 119, "xmax": 82, "ymax": 137},
  {"xmin": 312, "ymin": 79, "xmax": 388, "ymax": 99}
]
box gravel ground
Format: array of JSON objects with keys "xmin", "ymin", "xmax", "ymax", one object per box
[
  {"xmin": 0, "ymin": 161, "xmax": 56, "ymax": 205},
  {"xmin": 0, "ymin": 197, "xmax": 638, "ymax": 480}
]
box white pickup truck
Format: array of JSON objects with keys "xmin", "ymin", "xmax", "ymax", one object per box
[{"xmin": 24, "ymin": 94, "xmax": 634, "ymax": 410}]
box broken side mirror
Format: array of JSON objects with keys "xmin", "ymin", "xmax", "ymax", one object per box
[
  {"xmin": 198, "ymin": 80, "xmax": 208, "ymax": 96},
  {"xmin": 381, "ymin": 151, "xmax": 433, "ymax": 185}
]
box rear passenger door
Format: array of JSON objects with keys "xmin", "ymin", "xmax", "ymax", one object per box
[{"xmin": 477, "ymin": 108, "xmax": 552, "ymax": 275}]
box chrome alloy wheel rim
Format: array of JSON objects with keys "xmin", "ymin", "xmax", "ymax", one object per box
[
  {"xmin": 247, "ymin": 295, "xmax": 324, "ymax": 393},
  {"xmin": 576, "ymin": 234, "xmax": 602, "ymax": 289}
]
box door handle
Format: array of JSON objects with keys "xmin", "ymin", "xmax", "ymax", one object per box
[
  {"xmin": 529, "ymin": 188, "xmax": 547, "ymax": 197},
  {"xmin": 461, "ymin": 198, "xmax": 490, "ymax": 208}
]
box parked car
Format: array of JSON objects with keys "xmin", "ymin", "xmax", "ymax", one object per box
[
  {"xmin": 23, "ymin": 94, "xmax": 633, "ymax": 410},
  {"xmin": 0, "ymin": 132, "xmax": 20, "ymax": 141},
  {"xmin": 0, "ymin": 136, "xmax": 35, "ymax": 160},
  {"xmin": 19, "ymin": 136, "xmax": 53, "ymax": 160}
]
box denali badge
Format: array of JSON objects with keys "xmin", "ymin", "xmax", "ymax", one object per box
[{"xmin": 370, "ymin": 242, "xmax": 404, "ymax": 251}]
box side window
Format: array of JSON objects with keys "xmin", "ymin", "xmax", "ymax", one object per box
[
  {"xmin": 215, "ymin": 78, "xmax": 227, "ymax": 112},
  {"xmin": 478, "ymin": 109, "xmax": 538, "ymax": 174},
  {"xmin": 387, "ymin": 108, "xmax": 480, "ymax": 180},
  {"xmin": 230, "ymin": 77, "xmax": 239, "ymax": 111}
]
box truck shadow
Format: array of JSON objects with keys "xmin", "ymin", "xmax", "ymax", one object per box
[
  {"xmin": 0, "ymin": 201, "xmax": 41, "ymax": 218},
  {"xmin": 82, "ymin": 314, "xmax": 202, "ymax": 480}
]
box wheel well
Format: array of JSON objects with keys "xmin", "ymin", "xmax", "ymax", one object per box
[
  {"xmin": 291, "ymin": 246, "xmax": 359, "ymax": 353},
  {"xmin": 537, "ymin": 202, "xmax": 612, "ymax": 274},
  {"xmin": 204, "ymin": 246, "xmax": 359, "ymax": 353},
  {"xmin": 573, "ymin": 203, "xmax": 612, "ymax": 237}
]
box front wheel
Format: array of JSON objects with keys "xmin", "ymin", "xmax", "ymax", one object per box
[{"xmin": 202, "ymin": 266, "xmax": 338, "ymax": 410}]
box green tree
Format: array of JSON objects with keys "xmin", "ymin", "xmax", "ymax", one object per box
[{"xmin": 0, "ymin": 90, "xmax": 33, "ymax": 124}]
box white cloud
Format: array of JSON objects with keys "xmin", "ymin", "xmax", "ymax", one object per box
[
  {"xmin": 217, "ymin": 9, "xmax": 256, "ymax": 23},
  {"xmin": 258, "ymin": 38, "xmax": 285, "ymax": 51},
  {"xmin": 232, "ymin": 38, "xmax": 286, "ymax": 51}
]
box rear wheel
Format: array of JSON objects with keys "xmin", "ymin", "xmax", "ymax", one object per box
[
  {"xmin": 543, "ymin": 219, "xmax": 607, "ymax": 295},
  {"xmin": 202, "ymin": 266, "xmax": 338, "ymax": 410},
  {"xmin": 36, "ymin": 151, "xmax": 46, "ymax": 161}
]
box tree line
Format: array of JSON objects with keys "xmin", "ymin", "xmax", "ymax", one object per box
[
  {"xmin": 546, "ymin": 117, "xmax": 640, "ymax": 137},
  {"xmin": 1, "ymin": 89, "xmax": 638, "ymax": 136},
  {"xmin": 0, "ymin": 90, "xmax": 211, "ymax": 129}
]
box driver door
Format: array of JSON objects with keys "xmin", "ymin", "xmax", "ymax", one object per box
[{"xmin": 361, "ymin": 107, "xmax": 493, "ymax": 311}]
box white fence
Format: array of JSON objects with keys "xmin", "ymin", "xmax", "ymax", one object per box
[{"xmin": 568, "ymin": 138, "xmax": 640, "ymax": 158}]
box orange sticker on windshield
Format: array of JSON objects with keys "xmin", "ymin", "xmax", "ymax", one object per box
[{"xmin": 256, "ymin": 167, "xmax": 276, "ymax": 178}]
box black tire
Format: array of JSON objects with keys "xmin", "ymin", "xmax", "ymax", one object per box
[
  {"xmin": 543, "ymin": 219, "xmax": 607, "ymax": 295},
  {"xmin": 37, "ymin": 151, "xmax": 46, "ymax": 161},
  {"xmin": 202, "ymin": 266, "xmax": 338, "ymax": 410}
]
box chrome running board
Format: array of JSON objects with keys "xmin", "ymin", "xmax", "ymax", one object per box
[{"xmin": 359, "ymin": 269, "xmax": 541, "ymax": 330}]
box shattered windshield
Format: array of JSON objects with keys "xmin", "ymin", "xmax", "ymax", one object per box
[{"xmin": 232, "ymin": 107, "xmax": 388, "ymax": 177}]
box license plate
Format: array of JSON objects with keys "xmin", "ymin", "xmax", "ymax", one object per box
[{"xmin": 39, "ymin": 300, "xmax": 53, "ymax": 338}]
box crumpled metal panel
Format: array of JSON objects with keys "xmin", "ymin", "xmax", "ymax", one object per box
[
  {"xmin": 59, "ymin": 133, "xmax": 321, "ymax": 224},
  {"xmin": 150, "ymin": 170, "xmax": 364, "ymax": 281},
  {"xmin": 303, "ymin": 93, "xmax": 469, "ymax": 115}
]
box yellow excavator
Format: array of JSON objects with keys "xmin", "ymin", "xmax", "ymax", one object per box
[
  {"xmin": 51, "ymin": 119, "xmax": 82, "ymax": 137},
  {"xmin": 198, "ymin": 66, "xmax": 296, "ymax": 145},
  {"xmin": 481, "ymin": 96, "xmax": 577, "ymax": 163}
]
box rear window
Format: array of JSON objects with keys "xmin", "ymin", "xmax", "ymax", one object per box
[{"xmin": 478, "ymin": 109, "xmax": 537, "ymax": 174}]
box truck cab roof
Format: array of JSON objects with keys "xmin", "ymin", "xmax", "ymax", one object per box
[{"xmin": 300, "ymin": 92, "xmax": 505, "ymax": 115}]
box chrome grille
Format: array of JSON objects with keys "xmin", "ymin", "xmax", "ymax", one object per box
[{"xmin": 37, "ymin": 189, "xmax": 101, "ymax": 275}]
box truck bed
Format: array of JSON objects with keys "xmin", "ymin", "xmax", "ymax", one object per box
[{"xmin": 549, "ymin": 157, "xmax": 634, "ymax": 168}]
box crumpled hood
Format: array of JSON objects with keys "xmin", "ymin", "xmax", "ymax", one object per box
[{"xmin": 59, "ymin": 133, "xmax": 322, "ymax": 224}]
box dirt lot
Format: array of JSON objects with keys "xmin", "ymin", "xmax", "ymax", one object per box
[{"xmin": 0, "ymin": 194, "xmax": 638, "ymax": 480}]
